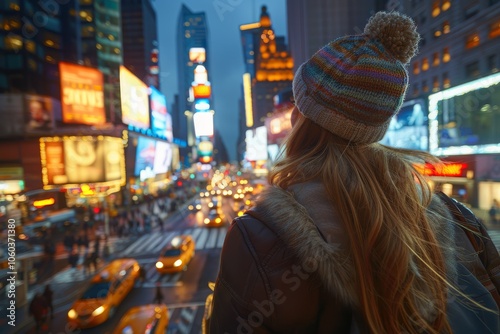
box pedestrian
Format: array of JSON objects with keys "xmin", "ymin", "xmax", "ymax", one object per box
[
  {"xmin": 153, "ymin": 284, "xmax": 164, "ymax": 304},
  {"xmin": 77, "ymin": 231, "xmax": 90, "ymax": 255},
  {"xmin": 89, "ymin": 251, "xmax": 99, "ymax": 273},
  {"xmin": 83, "ymin": 253, "xmax": 92, "ymax": 276},
  {"xmin": 42, "ymin": 285, "xmax": 54, "ymax": 319},
  {"xmin": 138, "ymin": 265, "xmax": 146, "ymax": 284},
  {"xmin": 68, "ymin": 248, "xmax": 79, "ymax": 271},
  {"xmin": 208, "ymin": 11, "xmax": 499, "ymax": 334},
  {"xmin": 490, "ymin": 199, "xmax": 499, "ymax": 225},
  {"xmin": 29, "ymin": 292, "xmax": 48, "ymax": 333},
  {"xmin": 63, "ymin": 231, "xmax": 75, "ymax": 254}
]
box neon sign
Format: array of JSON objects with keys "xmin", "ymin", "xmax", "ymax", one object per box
[{"xmin": 415, "ymin": 163, "xmax": 468, "ymax": 177}]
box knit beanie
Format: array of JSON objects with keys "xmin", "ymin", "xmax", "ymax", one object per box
[{"xmin": 292, "ymin": 11, "xmax": 420, "ymax": 144}]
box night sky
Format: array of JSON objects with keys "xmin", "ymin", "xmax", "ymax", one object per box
[{"xmin": 152, "ymin": 0, "xmax": 287, "ymax": 163}]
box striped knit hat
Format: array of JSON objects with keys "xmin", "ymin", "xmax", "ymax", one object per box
[{"xmin": 292, "ymin": 11, "xmax": 420, "ymax": 144}]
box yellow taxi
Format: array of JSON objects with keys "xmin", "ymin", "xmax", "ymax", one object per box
[
  {"xmin": 155, "ymin": 235, "xmax": 195, "ymax": 274},
  {"xmin": 112, "ymin": 304, "xmax": 169, "ymax": 334},
  {"xmin": 204, "ymin": 209, "xmax": 226, "ymax": 227},
  {"xmin": 67, "ymin": 258, "xmax": 140, "ymax": 328}
]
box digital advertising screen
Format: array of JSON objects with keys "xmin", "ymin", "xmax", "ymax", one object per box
[
  {"xmin": 429, "ymin": 72, "xmax": 500, "ymax": 155},
  {"xmin": 153, "ymin": 141, "xmax": 172, "ymax": 175},
  {"xmin": 189, "ymin": 47, "xmax": 206, "ymax": 63},
  {"xmin": 134, "ymin": 136, "xmax": 156, "ymax": 176},
  {"xmin": 25, "ymin": 94, "xmax": 55, "ymax": 132},
  {"xmin": 379, "ymin": 98, "xmax": 428, "ymax": 151},
  {"xmin": 41, "ymin": 136, "xmax": 124, "ymax": 186},
  {"xmin": 193, "ymin": 112, "xmax": 214, "ymax": 137},
  {"xmin": 245, "ymin": 126, "xmax": 268, "ymax": 161},
  {"xmin": 150, "ymin": 87, "xmax": 169, "ymax": 138},
  {"xmin": 120, "ymin": 66, "xmax": 150, "ymax": 129},
  {"xmin": 59, "ymin": 62, "xmax": 105, "ymax": 125}
]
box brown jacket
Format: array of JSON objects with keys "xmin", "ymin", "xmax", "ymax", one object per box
[{"xmin": 209, "ymin": 182, "xmax": 463, "ymax": 333}]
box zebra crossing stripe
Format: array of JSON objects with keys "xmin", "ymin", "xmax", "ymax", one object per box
[
  {"xmin": 205, "ymin": 229, "xmax": 218, "ymax": 249},
  {"xmin": 195, "ymin": 229, "xmax": 209, "ymax": 250},
  {"xmin": 122, "ymin": 234, "xmax": 150, "ymax": 254},
  {"xmin": 133, "ymin": 234, "xmax": 161, "ymax": 254},
  {"xmin": 190, "ymin": 227, "xmax": 203, "ymax": 240},
  {"xmin": 217, "ymin": 228, "xmax": 227, "ymax": 248}
]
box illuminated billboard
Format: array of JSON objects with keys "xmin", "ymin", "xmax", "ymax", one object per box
[
  {"xmin": 134, "ymin": 136, "xmax": 156, "ymax": 176},
  {"xmin": 153, "ymin": 141, "xmax": 172, "ymax": 174},
  {"xmin": 379, "ymin": 99, "xmax": 428, "ymax": 151},
  {"xmin": 193, "ymin": 65, "xmax": 208, "ymax": 84},
  {"xmin": 192, "ymin": 84, "xmax": 211, "ymax": 99},
  {"xmin": 189, "ymin": 47, "xmax": 206, "ymax": 63},
  {"xmin": 193, "ymin": 112, "xmax": 214, "ymax": 137},
  {"xmin": 429, "ymin": 72, "xmax": 500, "ymax": 155},
  {"xmin": 120, "ymin": 66, "xmax": 150, "ymax": 129},
  {"xmin": 266, "ymin": 108, "xmax": 292, "ymax": 145},
  {"xmin": 25, "ymin": 94, "xmax": 56, "ymax": 132},
  {"xmin": 40, "ymin": 136, "xmax": 125, "ymax": 186},
  {"xmin": 150, "ymin": 87, "xmax": 173, "ymax": 141},
  {"xmin": 246, "ymin": 126, "xmax": 268, "ymax": 161},
  {"xmin": 59, "ymin": 62, "xmax": 105, "ymax": 125}
]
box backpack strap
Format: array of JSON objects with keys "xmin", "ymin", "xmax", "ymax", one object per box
[{"xmin": 437, "ymin": 191, "xmax": 500, "ymax": 309}]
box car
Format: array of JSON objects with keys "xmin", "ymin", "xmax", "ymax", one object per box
[
  {"xmin": 112, "ymin": 304, "xmax": 169, "ymax": 334},
  {"xmin": 155, "ymin": 235, "xmax": 195, "ymax": 274},
  {"xmin": 188, "ymin": 199, "xmax": 202, "ymax": 211},
  {"xmin": 203, "ymin": 209, "xmax": 226, "ymax": 227},
  {"xmin": 67, "ymin": 258, "xmax": 140, "ymax": 328}
]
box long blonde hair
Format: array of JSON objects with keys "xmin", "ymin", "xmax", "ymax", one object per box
[{"xmin": 269, "ymin": 114, "xmax": 453, "ymax": 333}]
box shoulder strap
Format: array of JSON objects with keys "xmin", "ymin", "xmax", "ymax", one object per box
[{"xmin": 437, "ymin": 191, "xmax": 500, "ymax": 308}]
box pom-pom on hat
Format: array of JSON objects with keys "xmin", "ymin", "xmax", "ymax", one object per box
[{"xmin": 292, "ymin": 11, "xmax": 420, "ymax": 144}]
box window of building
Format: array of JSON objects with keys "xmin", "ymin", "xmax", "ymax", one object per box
[
  {"xmin": 79, "ymin": 10, "xmax": 93, "ymax": 22},
  {"xmin": 488, "ymin": 54, "xmax": 498, "ymax": 73},
  {"xmin": 45, "ymin": 55, "xmax": 56, "ymax": 64},
  {"xmin": 443, "ymin": 21, "xmax": 450, "ymax": 34},
  {"xmin": 434, "ymin": 28, "xmax": 442, "ymax": 38},
  {"xmin": 432, "ymin": 76, "xmax": 440, "ymax": 92},
  {"xmin": 25, "ymin": 40, "xmax": 36, "ymax": 53},
  {"xmin": 442, "ymin": 0, "xmax": 451, "ymax": 11},
  {"xmin": 423, "ymin": 80, "xmax": 429, "ymax": 92},
  {"xmin": 465, "ymin": 61, "xmax": 480, "ymax": 79},
  {"xmin": 465, "ymin": 33, "xmax": 480, "ymax": 49},
  {"xmin": 422, "ymin": 58, "xmax": 430, "ymax": 71},
  {"xmin": 81, "ymin": 25, "xmax": 94, "ymax": 38},
  {"xmin": 8, "ymin": 0, "xmax": 20, "ymax": 11},
  {"xmin": 433, "ymin": 52, "xmax": 440, "ymax": 66},
  {"xmin": 432, "ymin": 0, "xmax": 441, "ymax": 17},
  {"xmin": 412, "ymin": 83, "xmax": 419, "ymax": 96},
  {"xmin": 489, "ymin": 19, "xmax": 500, "ymax": 39},
  {"xmin": 413, "ymin": 61, "xmax": 420, "ymax": 74},
  {"xmin": 443, "ymin": 47, "xmax": 451, "ymax": 62},
  {"xmin": 4, "ymin": 34, "xmax": 22, "ymax": 50},
  {"xmin": 443, "ymin": 72, "xmax": 450, "ymax": 88}
]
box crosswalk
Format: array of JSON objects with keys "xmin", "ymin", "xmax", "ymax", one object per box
[
  {"xmin": 120, "ymin": 226, "xmax": 228, "ymax": 256},
  {"xmin": 166, "ymin": 303, "xmax": 204, "ymax": 334}
]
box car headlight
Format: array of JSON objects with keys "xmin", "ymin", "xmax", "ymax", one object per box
[
  {"xmin": 215, "ymin": 218, "xmax": 221, "ymax": 223},
  {"xmin": 156, "ymin": 262, "xmax": 164, "ymax": 269},
  {"xmin": 196, "ymin": 204, "xmax": 201, "ymax": 210},
  {"xmin": 68, "ymin": 309, "xmax": 78, "ymax": 319},
  {"xmin": 204, "ymin": 218, "xmax": 210, "ymax": 224},
  {"xmin": 173, "ymin": 259, "xmax": 183, "ymax": 267},
  {"xmin": 92, "ymin": 306, "xmax": 105, "ymax": 317},
  {"xmin": 188, "ymin": 205, "xmax": 194, "ymax": 210}
]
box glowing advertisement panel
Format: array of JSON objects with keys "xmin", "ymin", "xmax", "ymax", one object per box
[
  {"xmin": 120, "ymin": 66, "xmax": 150, "ymax": 129},
  {"xmin": 379, "ymin": 98, "xmax": 428, "ymax": 151},
  {"xmin": 150, "ymin": 87, "xmax": 173, "ymax": 141},
  {"xmin": 41, "ymin": 136, "xmax": 124, "ymax": 186},
  {"xmin": 153, "ymin": 141, "xmax": 172, "ymax": 174},
  {"xmin": 134, "ymin": 136, "xmax": 156, "ymax": 176},
  {"xmin": 246, "ymin": 126, "xmax": 268, "ymax": 161},
  {"xmin": 193, "ymin": 112, "xmax": 214, "ymax": 137},
  {"xmin": 429, "ymin": 72, "xmax": 500, "ymax": 155},
  {"xmin": 59, "ymin": 62, "xmax": 105, "ymax": 125},
  {"xmin": 189, "ymin": 47, "xmax": 206, "ymax": 63},
  {"xmin": 25, "ymin": 94, "xmax": 56, "ymax": 132}
]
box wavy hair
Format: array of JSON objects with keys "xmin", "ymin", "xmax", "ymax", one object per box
[{"xmin": 269, "ymin": 112, "xmax": 453, "ymax": 333}]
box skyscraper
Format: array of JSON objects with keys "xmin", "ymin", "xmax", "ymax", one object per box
[
  {"xmin": 176, "ymin": 4, "xmax": 210, "ymax": 163},
  {"xmin": 121, "ymin": 0, "xmax": 160, "ymax": 88},
  {"xmin": 286, "ymin": 0, "xmax": 383, "ymax": 71}
]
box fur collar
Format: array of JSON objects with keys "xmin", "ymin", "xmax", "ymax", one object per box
[{"xmin": 252, "ymin": 182, "xmax": 456, "ymax": 310}]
